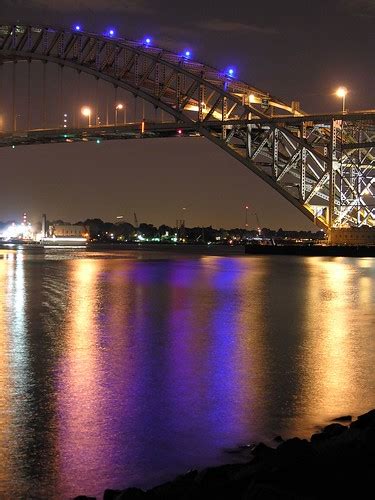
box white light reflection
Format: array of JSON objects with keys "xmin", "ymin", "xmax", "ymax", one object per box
[
  {"xmin": 7, "ymin": 250, "xmax": 29, "ymax": 386},
  {"xmin": 296, "ymin": 257, "xmax": 375, "ymax": 435}
]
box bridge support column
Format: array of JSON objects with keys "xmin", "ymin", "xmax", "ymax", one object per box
[
  {"xmin": 221, "ymin": 96, "xmax": 227, "ymax": 139},
  {"xmin": 328, "ymin": 119, "xmax": 340, "ymax": 230},
  {"xmin": 0, "ymin": 62, "xmax": 3, "ymax": 131},
  {"xmin": 27, "ymin": 60, "xmax": 31, "ymax": 131},
  {"xmin": 12, "ymin": 60, "xmax": 16, "ymax": 132},
  {"xmin": 42, "ymin": 61, "xmax": 47, "ymax": 128}
]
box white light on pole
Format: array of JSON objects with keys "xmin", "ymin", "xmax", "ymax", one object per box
[
  {"xmin": 81, "ymin": 106, "xmax": 92, "ymax": 127},
  {"xmin": 115, "ymin": 103, "xmax": 124, "ymax": 125},
  {"xmin": 336, "ymin": 87, "xmax": 348, "ymax": 113}
]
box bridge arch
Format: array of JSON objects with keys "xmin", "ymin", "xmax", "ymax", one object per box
[
  {"xmin": 1, "ymin": 23, "xmax": 374, "ymax": 230},
  {"xmin": 0, "ymin": 23, "xmax": 295, "ymax": 123}
]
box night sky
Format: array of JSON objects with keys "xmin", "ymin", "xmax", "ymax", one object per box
[{"xmin": 1, "ymin": 0, "xmax": 374, "ymax": 229}]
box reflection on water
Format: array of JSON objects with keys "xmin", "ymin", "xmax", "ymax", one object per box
[{"xmin": 0, "ymin": 249, "xmax": 374, "ymax": 498}]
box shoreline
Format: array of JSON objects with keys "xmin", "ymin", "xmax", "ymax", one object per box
[
  {"xmin": 2, "ymin": 241, "xmax": 375, "ymax": 257},
  {"xmin": 75, "ymin": 409, "xmax": 375, "ymax": 500}
]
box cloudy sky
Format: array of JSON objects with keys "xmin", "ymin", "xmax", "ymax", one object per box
[{"xmin": 0, "ymin": 0, "xmax": 373, "ymax": 229}]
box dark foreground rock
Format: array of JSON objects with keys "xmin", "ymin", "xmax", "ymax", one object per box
[{"xmin": 77, "ymin": 409, "xmax": 375, "ymax": 500}]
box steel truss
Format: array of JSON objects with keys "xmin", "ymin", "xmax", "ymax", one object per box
[
  {"xmin": 0, "ymin": 23, "xmax": 374, "ymax": 229},
  {"xmin": 202, "ymin": 113, "xmax": 375, "ymax": 229}
]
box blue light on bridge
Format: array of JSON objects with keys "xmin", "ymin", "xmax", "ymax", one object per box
[
  {"xmin": 75, "ymin": 25, "xmax": 81, "ymax": 32},
  {"xmin": 107, "ymin": 29, "xmax": 115, "ymax": 37},
  {"xmin": 144, "ymin": 37, "xmax": 152, "ymax": 46},
  {"xmin": 184, "ymin": 50, "xmax": 191, "ymax": 59},
  {"xmin": 227, "ymin": 67, "xmax": 235, "ymax": 77}
]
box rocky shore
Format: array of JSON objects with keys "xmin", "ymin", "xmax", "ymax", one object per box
[{"xmin": 76, "ymin": 409, "xmax": 375, "ymax": 499}]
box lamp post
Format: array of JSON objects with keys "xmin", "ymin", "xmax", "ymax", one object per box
[
  {"xmin": 245, "ymin": 205, "xmax": 249, "ymax": 229},
  {"xmin": 336, "ymin": 87, "xmax": 348, "ymax": 113},
  {"xmin": 115, "ymin": 103, "xmax": 125, "ymax": 125},
  {"xmin": 81, "ymin": 106, "xmax": 92, "ymax": 127}
]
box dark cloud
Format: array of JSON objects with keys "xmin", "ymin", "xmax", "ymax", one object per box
[
  {"xmin": 340, "ymin": 0, "xmax": 375, "ymax": 16},
  {"xmin": 3, "ymin": 0, "xmax": 153, "ymax": 15},
  {"xmin": 195, "ymin": 19, "xmax": 277, "ymax": 35}
]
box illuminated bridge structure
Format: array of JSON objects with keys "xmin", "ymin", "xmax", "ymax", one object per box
[{"xmin": 0, "ymin": 22, "xmax": 374, "ymax": 234}]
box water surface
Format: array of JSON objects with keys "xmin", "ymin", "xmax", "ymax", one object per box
[{"xmin": 0, "ymin": 248, "xmax": 374, "ymax": 498}]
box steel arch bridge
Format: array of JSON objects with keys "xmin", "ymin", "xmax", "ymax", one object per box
[{"xmin": 0, "ymin": 22, "xmax": 374, "ymax": 231}]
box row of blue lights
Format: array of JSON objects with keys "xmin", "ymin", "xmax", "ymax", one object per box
[{"xmin": 73, "ymin": 25, "xmax": 235, "ymax": 77}]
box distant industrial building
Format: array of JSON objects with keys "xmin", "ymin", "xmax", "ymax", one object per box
[{"xmin": 49, "ymin": 224, "xmax": 87, "ymax": 238}]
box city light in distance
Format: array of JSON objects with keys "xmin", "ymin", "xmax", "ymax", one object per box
[
  {"xmin": 144, "ymin": 37, "xmax": 152, "ymax": 45},
  {"xmin": 116, "ymin": 103, "xmax": 124, "ymax": 110},
  {"xmin": 0, "ymin": 222, "xmax": 34, "ymax": 241},
  {"xmin": 184, "ymin": 50, "xmax": 191, "ymax": 58},
  {"xmin": 227, "ymin": 67, "xmax": 235, "ymax": 77},
  {"xmin": 75, "ymin": 25, "xmax": 81, "ymax": 31}
]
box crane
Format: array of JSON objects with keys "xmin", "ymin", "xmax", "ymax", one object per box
[
  {"xmin": 254, "ymin": 213, "xmax": 262, "ymax": 237},
  {"xmin": 245, "ymin": 205, "xmax": 262, "ymax": 238}
]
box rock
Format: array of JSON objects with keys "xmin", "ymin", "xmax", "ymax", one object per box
[
  {"xmin": 230, "ymin": 463, "xmax": 258, "ymax": 482},
  {"xmin": 150, "ymin": 470, "xmax": 197, "ymax": 499},
  {"xmin": 251, "ymin": 442, "xmax": 276, "ymax": 462},
  {"xmin": 103, "ymin": 491, "xmax": 122, "ymax": 500},
  {"xmin": 224, "ymin": 447, "xmax": 244, "ymax": 455},
  {"xmin": 350, "ymin": 409, "xmax": 375, "ymax": 430},
  {"xmin": 194, "ymin": 464, "xmax": 243, "ymax": 486},
  {"xmin": 311, "ymin": 423, "xmax": 347, "ymax": 444},
  {"xmin": 104, "ymin": 490, "xmax": 145, "ymax": 500},
  {"xmin": 192, "ymin": 464, "xmax": 247, "ymax": 498},
  {"xmin": 276, "ymin": 438, "xmax": 315, "ymax": 465},
  {"xmin": 332, "ymin": 415, "xmax": 352, "ymax": 423},
  {"xmin": 108, "ymin": 488, "xmax": 146, "ymax": 499},
  {"xmin": 79, "ymin": 408, "xmax": 375, "ymax": 500},
  {"xmin": 273, "ymin": 435, "xmax": 284, "ymax": 444},
  {"xmin": 245, "ymin": 480, "xmax": 291, "ymax": 499},
  {"xmin": 239, "ymin": 443, "xmax": 255, "ymax": 450}
]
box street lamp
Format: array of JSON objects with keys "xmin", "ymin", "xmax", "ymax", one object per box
[
  {"xmin": 245, "ymin": 205, "xmax": 249, "ymax": 229},
  {"xmin": 115, "ymin": 103, "xmax": 125, "ymax": 125},
  {"xmin": 81, "ymin": 106, "xmax": 92, "ymax": 127},
  {"xmin": 336, "ymin": 87, "xmax": 348, "ymax": 113}
]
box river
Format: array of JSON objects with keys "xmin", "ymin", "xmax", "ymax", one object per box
[{"xmin": 0, "ymin": 247, "xmax": 374, "ymax": 498}]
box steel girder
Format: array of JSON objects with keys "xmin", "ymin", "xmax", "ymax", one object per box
[
  {"xmin": 200, "ymin": 113, "xmax": 375, "ymax": 229},
  {"xmin": 0, "ymin": 23, "xmax": 373, "ymax": 229},
  {"xmin": 0, "ymin": 23, "xmax": 296, "ymax": 123}
]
